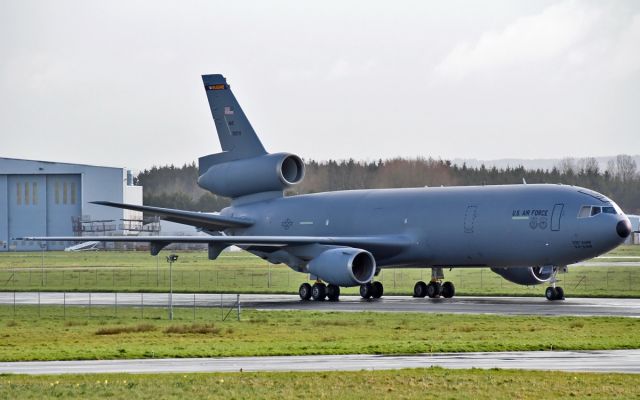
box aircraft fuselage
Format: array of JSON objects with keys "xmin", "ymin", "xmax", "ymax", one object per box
[{"xmin": 225, "ymin": 183, "xmax": 629, "ymax": 269}]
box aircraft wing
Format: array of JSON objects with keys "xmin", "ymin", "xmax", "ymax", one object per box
[
  {"xmin": 90, "ymin": 201, "xmax": 253, "ymax": 231},
  {"xmin": 20, "ymin": 234, "xmax": 413, "ymax": 259}
]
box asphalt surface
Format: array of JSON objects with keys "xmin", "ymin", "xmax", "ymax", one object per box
[
  {"xmin": 3, "ymin": 292, "xmax": 640, "ymax": 317},
  {"xmin": 1, "ymin": 350, "xmax": 640, "ymax": 375}
]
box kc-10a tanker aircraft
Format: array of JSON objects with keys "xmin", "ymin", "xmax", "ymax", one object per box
[{"xmin": 23, "ymin": 74, "xmax": 634, "ymax": 301}]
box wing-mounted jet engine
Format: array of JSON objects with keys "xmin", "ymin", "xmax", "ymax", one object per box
[
  {"xmin": 490, "ymin": 266, "xmax": 553, "ymax": 285},
  {"xmin": 197, "ymin": 74, "xmax": 305, "ymax": 200},
  {"xmin": 491, "ymin": 266, "xmax": 565, "ymax": 300}
]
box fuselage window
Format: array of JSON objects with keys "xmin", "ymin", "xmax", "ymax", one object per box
[
  {"xmin": 578, "ymin": 206, "xmax": 591, "ymax": 218},
  {"xmin": 590, "ymin": 206, "xmax": 601, "ymax": 216}
]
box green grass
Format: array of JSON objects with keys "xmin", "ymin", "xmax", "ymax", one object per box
[
  {"xmin": 2, "ymin": 246, "xmax": 640, "ymax": 297},
  {"xmin": 2, "ymin": 369, "xmax": 640, "ymax": 399},
  {"xmin": 1, "ymin": 306, "xmax": 640, "ymax": 362}
]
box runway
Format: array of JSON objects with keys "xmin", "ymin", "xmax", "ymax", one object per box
[
  {"xmin": 1, "ymin": 350, "xmax": 639, "ymax": 375},
  {"xmin": 3, "ymin": 292, "xmax": 640, "ymax": 317}
]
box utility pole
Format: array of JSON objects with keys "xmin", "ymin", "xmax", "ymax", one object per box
[
  {"xmin": 167, "ymin": 254, "xmax": 178, "ymax": 320},
  {"xmin": 40, "ymin": 242, "xmax": 46, "ymax": 286}
]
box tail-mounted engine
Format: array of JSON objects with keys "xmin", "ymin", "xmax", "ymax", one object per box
[
  {"xmin": 490, "ymin": 266, "xmax": 554, "ymax": 286},
  {"xmin": 198, "ymin": 152, "xmax": 305, "ymax": 199}
]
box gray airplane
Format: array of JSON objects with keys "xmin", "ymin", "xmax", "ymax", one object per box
[{"xmin": 23, "ymin": 74, "xmax": 634, "ymax": 301}]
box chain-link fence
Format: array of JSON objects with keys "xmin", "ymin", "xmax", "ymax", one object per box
[
  {"xmin": 1, "ymin": 266, "xmax": 640, "ymax": 297},
  {"xmin": 0, "ymin": 292, "xmax": 241, "ymax": 321}
]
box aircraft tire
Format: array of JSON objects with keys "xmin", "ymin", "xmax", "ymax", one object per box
[
  {"xmin": 372, "ymin": 281, "xmax": 384, "ymax": 299},
  {"xmin": 426, "ymin": 282, "xmax": 441, "ymax": 298},
  {"xmin": 327, "ymin": 284, "xmax": 340, "ymax": 301},
  {"xmin": 360, "ymin": 283, "xmax": 373, "ymax": 299},
  {"xmin": 545, "ymin": 286, "xmax": 558, "ymax": 301},
  {"xmin": 555, "ymin": 286, "xmax": 565, "ymax": 300},
  {"xmin": 299, "ymin": 283, "xmax": 312, "ymax": 301},
  {"xmin": 413, "ymin": 281, "xmax": 428, "ymax": 298},
  {"xmin": 312, "ymin": 283, "xmax": 327, "ymax": 301},
  {"xmin": 441, "ymin": 281, "xmax": 455, "ymax": 298}
]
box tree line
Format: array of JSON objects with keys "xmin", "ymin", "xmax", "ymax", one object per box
[{"xmin": 136, "ymin": 155, "xmax": 640, "ymax": 214}]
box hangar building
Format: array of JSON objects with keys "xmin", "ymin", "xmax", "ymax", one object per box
[{"xmin": 0, "ymin": 157, "xmax": 150, "ymax": 251}]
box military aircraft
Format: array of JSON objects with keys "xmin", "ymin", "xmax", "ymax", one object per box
[{"xmin": 23, "ymin": 74, "xmax": 633, "ymax": 301}]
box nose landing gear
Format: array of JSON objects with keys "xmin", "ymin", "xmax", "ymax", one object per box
[{"xmin": 545, "ymin": 266, "xmax": 565, "ymax": 301}]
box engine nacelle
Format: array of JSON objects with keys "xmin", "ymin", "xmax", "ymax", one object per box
[
  {"xmin": 490, "ymin": 266, "xmax": 553, "ymax": 286},
  {"xmin": 307, "ymin": 248, "xmax": 376, "ymax": 287},
  {"xmin": 198, "ymin": 152, "xmax": 305, "ymax": 198}
]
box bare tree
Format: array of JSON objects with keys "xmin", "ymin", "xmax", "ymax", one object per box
[{"xmin": 607, "ymin": 154, "xmax": 638, "ymax": 182}]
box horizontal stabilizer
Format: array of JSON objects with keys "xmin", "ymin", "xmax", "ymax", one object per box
[{"xmin": 91, "ymin": 201, "xmax": 253, "ymax": 231}]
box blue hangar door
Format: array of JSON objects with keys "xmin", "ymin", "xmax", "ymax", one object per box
[
  {"xmin": 46, "ymin": 175, "xmax": 82, "ymax": 250},
  {"xmin": 8, "ymin": 175, "xmax": 47, "ymax": 251},
  {"xmin": 6, "ymin": 174, "xmax": 81, "ymax": 251}
]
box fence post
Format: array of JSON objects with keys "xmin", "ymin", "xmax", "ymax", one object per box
[
  {"xmin": 63, "ymin": 292, "xmax": 66, "ymax": 320},
  {"xmin": 115, "ymin": 292, "xmax": 118, "ymax": 317},
  {"xmin": 13, "ymin": 291, "xmax": 16, "ymax": 319},
  {"xmin": 220, "ymin": 294, "xmax": 223, "ymax": 321},
  {"xmin": 89, "ymin": 292, "xmax": 92, "ymax": 318},
  {"xmin": 38, "ymin": 291, "xmax": 41, "ymax": 318},
  {"xmin": 193, "ymin": 293, "xmax": 196, "ymax": 320},
  {"xmin": 141, "ymin": 293, "xmax": 144, "ymax": 319}
]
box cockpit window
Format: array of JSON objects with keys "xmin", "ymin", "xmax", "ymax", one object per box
[{"xmin": 578, "ymin": 205, "xmax": 619, "ymax": 218}]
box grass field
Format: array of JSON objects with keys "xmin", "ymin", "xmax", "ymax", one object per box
[
  {"xmin": 1, "ymin": 306, "xmax": 640, "ymax": 361},
  {"xmin": 1, "ymin": 246, "xmax": 640, "ymax": 297},
  {"xmin": 2, "ymin": 368, "xmax": 640, "ymax": 399}
]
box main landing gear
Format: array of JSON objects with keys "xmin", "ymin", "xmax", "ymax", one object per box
[
  {"xmin": 298, "ymin": 281, "xmax": 384, "ymax": 301},
  {"xmin": 413, "ymin": 268, "xmax": 456, "ymax": 299},
  {"xmin": 299, "ymin": 282, "xmax": 341, "ymax": 301},
  {"xmin": 545, "ymin": 267, "xmax": 565, "ymax": 301},
  {"xmin": 360, "ymin": 281, "xmax": 384, "ymax": 299}
]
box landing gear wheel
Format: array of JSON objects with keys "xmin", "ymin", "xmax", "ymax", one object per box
[
  {"xmin": 545, "ymin": 286, "xmax": 558, "ymax": 301},
  {"xmin": 371, "ymin": 281, "xmax": 384, "ymax": 299},
  {"xmin": 327, "ymin": 284, "xmax": 340, "ymax": 301},
  {"xmin": 427, "ymin": 282, "xmax": 442, "ymax": 298},
  {"xmin": 413, "ymin": 281, "xmax": 428, "ymax": 298},
  {"xmin": 312, "ymin": 282, "xmax": 327, "ymax": 301},
  {"xmin": 441, "ymin": 281, "xmax": 455, "ymax": 298},
  {"xmin": 299, "ymin": 283, "xmax": 312, "ymax": 301},
  {"xmin": 555, "ymin": 286, "xmax": 565, "ymax": 300},
  {"xmin": 360, "ymin": 283, "xmax": 373, "ymax": 299}
]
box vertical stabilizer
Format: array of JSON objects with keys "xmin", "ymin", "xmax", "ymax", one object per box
[{"xmin": 202, "ymin": 74, "xmax": 267, "ymax": 160}]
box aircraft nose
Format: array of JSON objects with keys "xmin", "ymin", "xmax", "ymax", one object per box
[{"xmin": 617, "ymin": 219, "xmax": 632, "ymax": 238}]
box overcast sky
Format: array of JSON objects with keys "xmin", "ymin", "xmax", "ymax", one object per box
[{"xmin": 1, "ymin": 0, "xmax": 638, "ymax": 170}]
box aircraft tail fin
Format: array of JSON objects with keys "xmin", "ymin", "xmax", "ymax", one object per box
[
  {"xmin": 198, "ymin": 74, "xmax": 305, "ymax": 201},
  {"xmin": 202, "ymin": 74, "xmax": 266, "ymax": 162}
]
